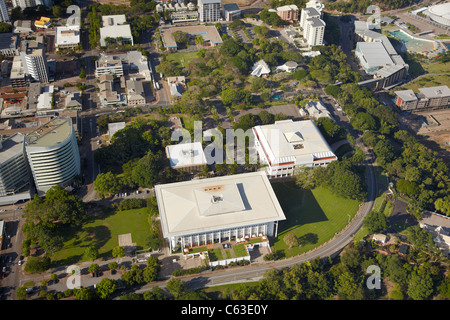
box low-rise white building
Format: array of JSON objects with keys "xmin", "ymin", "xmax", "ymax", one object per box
[
  {"xmin": 250, "ymin": 60, "xmax": 270, "ymax": 77},
  {"xmin": 165, "ymin": 141, "xmax": 207, "ymax": 172},
  {"xmin": 100, "ymin": 15, "xmax": 134, "ymax": 47},
  {"xmin": 108, "ymin": 121, "xmax": 126, "ymax": 140},
  {"xmin": 167, "ymin": 76, "xmax": 186, "ymax": 98},
  {"xmin": 253, "ymin": 119, "xmax": 337, "ymax": 178},
  {"xmin": 301, "ymin": 100, "xmax": 333, "ymax": 121},
  {"xmin": 95, "ymin": 53, "xmax": 124, "ymax": 77},
  {"xmin": 36, "ymin": 85, "xmax": 54, "ymax": 111},
  {"xmin": 275, "ymin": 61, "xmax": 298, "ymax": 73},
  {"xmin": 55, "ymin": 25, "xmax": 80, "ymax": 50},
  {"xmin": 155, "ymin": 171, "xmax": 286, "ymax": 253}
]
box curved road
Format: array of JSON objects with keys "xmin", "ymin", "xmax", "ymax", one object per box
[{"xmin": 130, "ymin": 144, "xmax": 377, "ymax": 294}]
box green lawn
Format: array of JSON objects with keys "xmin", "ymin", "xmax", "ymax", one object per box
[
  {"xmin": 398, "ymin": 74, "xmax": 450, "ymax": 92},
  {"xmin": 208, "ymin": 248, "xmax": 224, "ymax": 262},
  {"xmin": 233, "ymin": 244, "xmax": 249, "ymax": 257},
  {"xmin": 51, "ymin": 208, "xmax": 151, "ymax": 267},
  {"xmin": 272, "ymin": 183, "xmax": 361, "ymax": 258},
  {"xmin": 165, "ymin": 51, "xmax": 200, "ymax": 68}
]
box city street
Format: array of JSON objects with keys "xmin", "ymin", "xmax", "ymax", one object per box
[{"xmin": 0, "ymin": 208, "xmax": 26, "ymax": 300}]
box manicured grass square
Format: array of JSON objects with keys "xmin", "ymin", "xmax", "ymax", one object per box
[
  {"xmin": 233, "ymin": 244, "xmax": 248, "ymax": 257},
  {"xmin": 51, "ymin": 208, "xmax": 151, "ymax": 267},
  {"xmin": 271, "ymin": 182, "xmax": 361, "ymax": 258}
]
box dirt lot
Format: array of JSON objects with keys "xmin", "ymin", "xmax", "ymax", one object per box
[{"xmin": 400, "ymin": 108, "xmax": 450, "ymax": 164}]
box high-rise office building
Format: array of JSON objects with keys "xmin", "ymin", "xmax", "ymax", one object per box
[
  {"xmin": 300, "ymin": 7, "xmax": 325, "ymax": 47},
  {"xmin": 20, "ymin": 39, "xmax": 49, "ymax": 83},
  {"xmin": 198, "ymin": 0, "xmax": 221, "ymax": 22},
  {"xmin": 12, "ymin": 0, "xmax": 53, "ymax": 10},
  {"xmin": 0, "ymin": 133, "xmax": 31, "ymax": 198},
  {"xmin": 25, "ymin": 117, "xmax": 81, "ymax": 195},
  {"xmin": 0, "ymin": 0, "xmax": 10, "ymax": 22}
]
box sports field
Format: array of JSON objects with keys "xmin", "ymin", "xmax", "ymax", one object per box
[{"xmin": 271, "ymin": 182, "xmax": 361, "ymax": 258}]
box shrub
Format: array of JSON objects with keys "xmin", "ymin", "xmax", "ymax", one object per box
[
  {"xmin": 24, "ymin": 256, "xmax": 51, "ymax": 274},
  {"xmin": 117, "ymin": 198, "xmax": 146, "ymax": 211}
]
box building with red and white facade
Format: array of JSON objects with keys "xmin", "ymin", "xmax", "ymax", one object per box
[
  {"xmin": 252, "ymin": 119, "xmax": 337, "ymax": 179},
  {"xmin": 276, "ymin": 5, "xmax": 299, "ymax": 22},
  {"xmin": 394, "ymin": 85, "xmax": 450, "ymax": 111}
]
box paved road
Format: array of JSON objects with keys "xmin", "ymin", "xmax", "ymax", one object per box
[{"xmin": 0, "ymin": 208, "xmax": 26, "ymax": 300}]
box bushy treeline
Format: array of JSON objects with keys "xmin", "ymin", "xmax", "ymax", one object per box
[
  {"xmin": 325, "ymin": 0, "xmax": 418, "ymax": 13},
  {"xmin": 326, "ymin": 81, "xmax": 449, "ymax": 216},
  {"xmin": 93, "ymin": 119, "xmax": 187, "ymax": 197},
  {"xmin": 224, "ymin": 240, "xmax": 450, "ymax": 300}
]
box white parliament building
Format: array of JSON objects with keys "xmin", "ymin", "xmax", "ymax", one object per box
[
  {"xmin": 253, "ymin": 119, "xmax": 337, "ymax": 179},
  {"xmin": 155, "ymin": 171, "xmax": 286, "ymax": 253}
]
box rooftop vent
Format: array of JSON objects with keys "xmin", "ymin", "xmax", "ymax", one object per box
[{"xmin": 211, "ymin": 195, "xmax": 223, "ymax": 203}]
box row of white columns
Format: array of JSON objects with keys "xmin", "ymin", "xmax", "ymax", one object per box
[{"xmin": 170, "ymin": 223, "xmax": 272, "ymax": 253}]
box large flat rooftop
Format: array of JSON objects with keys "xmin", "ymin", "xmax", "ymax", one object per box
[
  {"xmin": 55, "ymin": 25, "xmax": 80, "ymax": 46},
  {"xmin": 0, "ymin": 133, "xmax": 25, "ymax": 164},
  {"xmin": 155, "ymin": 171, "xmax": 286, "ymax": 238},
  {"xmin": 25, "ymin": 117, "xmax": 73, "ymax": 148},
  {"xmin": 166, "ymin": 142, "xmax": 207, "ymax": 169},
  {"xmin": 253, "ymin": 119, "xmax": 336, "ymax": 165},
  {"xmin": 356, "ymin": 41, "xmax": 394, "ymax": 68},
  {"xmin": 160, "ymin": 25, "xmax": 222, "ymax": 48}
]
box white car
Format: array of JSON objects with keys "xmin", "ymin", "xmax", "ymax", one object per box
[{"xmin": 18, "ymin": 260, "xmax": 23, "ymax": 266}]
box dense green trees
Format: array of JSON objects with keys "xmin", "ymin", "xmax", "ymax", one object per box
[
  {"xmin": 308, "ymin": 45, "xmax": 361, "ymax": 85},
  {"xmin": 223, "ymin": 238, "xmax": 449, "ymax": 300},
  {"xmin": 94, "ymin": 172, "xmax": 122, "ymax": 198},
  {"xmin": 314, "ymin": 160, "xmax": 367, "ymax": 201},
  {"xmin": 315, "ymin": 117, "xmax": 346, "ymax": 144},
  {"xmin": 325, "ymin": 0, "xmax": 416, "ymax": 13},
  {"xmin": 293, "ymin": 166, "xmax": 316, "ymax": 190},
  {"xmin": 87, "ymin": 7, "xmax": 102, "ymax": 48},
  {"xmin": 94, "ymin": 119, "xmax": 178, "ymax": 195},
  {"xmin": 383, "ymin": 138, "xmax": 449, "ymax": 215},
  {"xmin": 258, "ymin": 9, "xmax": 286, "ymax": 27},
  {"xmin": 120, "ymin": 256, "xmax": 160, "ymax": 288},
  {"xmin": 24, "ymin": 256, "xmax": 51, "ymax": 274},
  {"xmin": 363, "ymin": 210, "xmax": 389, "ymax": 234},
  {"xmin": 0, "ymin": 22, "xmax": 12, "ymax": 33},
  {"xmin": 96, "ymin": 278, "xmax": 118, "ymax": 299},
  {"xmin": 22, "ymin": 186, "xmax": 86, "ymax": 258}
]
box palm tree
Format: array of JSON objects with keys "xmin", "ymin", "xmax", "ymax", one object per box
[{"xmin": 195, "ymin": 35, "xmax": 205, "ymax": 47}]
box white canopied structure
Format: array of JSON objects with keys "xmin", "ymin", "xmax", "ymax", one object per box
[
  {"xmin": 251, "ymin": 60, "xmax": 270, "ymax": 77},
  {"xmin": 155, "ymin": 171, "xmax": 286, "ymax": 253},
  {"xmin": 424, "ymin": 2, "xmax": 450, "ymax": 27},
  {"xmin": 25, "ymin": 117, "xmax": 80, "ymax": 195},
  {"xmin": 108, "ymin": 122, "xmax": 126, "ymax": 140},
  {"xmin": 253, "ymin": 119, "xmax": 337, "ymax": 179}
]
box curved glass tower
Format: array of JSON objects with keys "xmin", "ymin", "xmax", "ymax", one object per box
[{"xmin": 25, "ymin": 117, "xmax": 80, "ymax": 195}]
